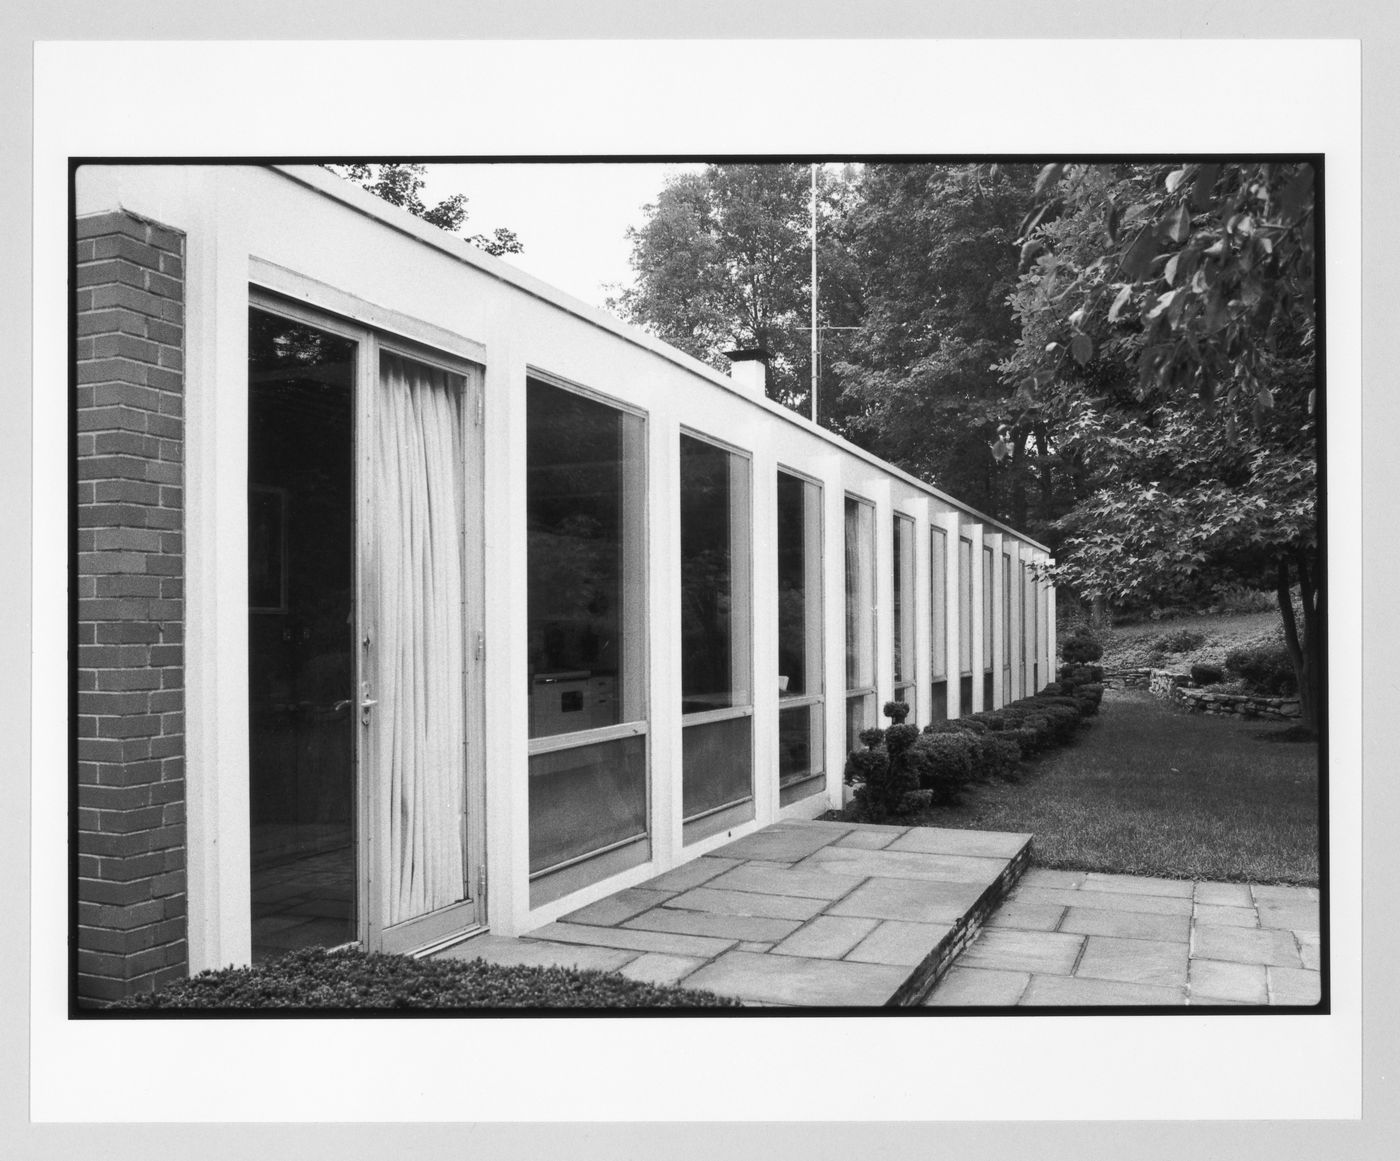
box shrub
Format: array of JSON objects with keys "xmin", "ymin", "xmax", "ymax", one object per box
[
  {"xmin": 1191, "ymin": 663, "xmax": 1224, "ymax": 686},
  {"xmin": 905, "ymin": 731, "xmax": 977, "ymax": 803},
  {"xmin": 111, "ymin": 947, "xmax": 742, "ymax": 1009},
  {"xmin": 1224, "ymin": 644, "xmax": 1297, "ymax": 696},
  {"xmin": 1061, "ymin": 626, "xmax": 1104, "ymax": 665},
  {"xmin": 883, "ymin": 700, "xmax": 911, "ymax": 724},
  {"xmin": 858, "ymin": 726, "xmax": 885, "ymax": 749},
  {"xmin": 1152, "ymin": 627, "xmax": 1208, "ymax": 654}
]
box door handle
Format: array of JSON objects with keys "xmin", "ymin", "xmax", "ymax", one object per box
[{"xmin": 361, "ymin": 682, "xmax": 378, "ymax": 724}]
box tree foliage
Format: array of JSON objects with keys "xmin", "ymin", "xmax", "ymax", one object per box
[
  {"xmin": 326, "ymin": 163, "xmax": 523, "ymax": 257},
  {"xmin": 609, "ymin": 163, "xmax": 861, "ymax": 414},
  {"xmin": 1002, "ymin": 161, "xmax": 1320, "ymax": 729}
]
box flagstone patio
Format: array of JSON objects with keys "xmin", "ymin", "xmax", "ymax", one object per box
[
  {"xmin": 438, "ymin": 819, "xmax": 1033, "ymax": 1006},
  {"xmin": 922, "ymin": 867, "xmax": 1322, "ymax": 1007}
]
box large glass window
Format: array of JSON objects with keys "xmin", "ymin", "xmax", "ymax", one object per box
[
  {"xmin": 1003, "ymin": 552, "xmax": 1013, "ymax": 670},
  {"xmin": 844, "ymin": 496, "xmax": 876, "ymax": 752},
  {"xmin": 526, "ymin": 378, "xmax": 647, "ymax": 876},
  {"xmin": 929, "ymin": 526, "xmax": 947, "ymax": 720},
  {"xmin": 893, "ymin": 514, "xmax": 916, "ymax": 713},
  {"xmin": 777, "ymin": 471, "xmax": 824, "ymax": 803},
  {"xmin": 982, "ymin": 544, "xmax": 994, "ymax": 708},
  {"xmin": 681, "ymin": 433, "xmax": 753, "ymax": 821}
]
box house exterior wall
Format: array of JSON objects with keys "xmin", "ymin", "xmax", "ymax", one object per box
[
  {"xmin": 74, "ymin": 209, "xmax": 188, "ymax": 1005},
  {"xmin": 72, "ymin": 165, "xmax": 1055, "ymax": 998}
]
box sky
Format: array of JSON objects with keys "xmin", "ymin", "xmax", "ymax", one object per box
[{"xmin": 422, "ymin": 162, "xmax": 705, "ymax": 309}]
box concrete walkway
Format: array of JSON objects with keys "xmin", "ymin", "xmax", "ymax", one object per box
[
  {"xmin": 923, "ymin": 866, "xmax": 1321, "ymax": 1006},
  {"xmin": 439, "ymin": 819, "xmax": 1032, "ymax": 1006}
]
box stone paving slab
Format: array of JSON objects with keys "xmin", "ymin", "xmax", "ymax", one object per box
[
  {"xmin": 1268, "ymin": 965, "xmax": 1322, "ymax": 1005},
  {"xmin": 770, "ymin": 915, "xmax": 879, "ymax": 960},
  {"xmin": 832, "ymin": 829, "xmax": 901, "ymax": 850},
  {"xmin": 640, "ymin": 856, "xmax": 743, "ymax": 892},
  {"xmin": 1012, "ymin": 884, "xmax": 1195, "ymax": 917},
  {"xmin": 704, "ymin": 862, "xmax": 867, "ymax": 900},
  {"xmin": 924, "ymin": 874, "xmax": 1321, "ymax": 1008},
  {"xmin": 1059, "ymin": 906, "xmax": 1191, "ymax": 944},
  {"xmin": 560, "ymin": 887, "xmax": 677, "ymax": 927},
  {"xmin": 616, "ymin": 952, "xmax": 707, "ymax": 986},
  {"xmin": 527, "ymin": 921, "xmax": 738, "ymax": 959},
  {"xmin": 957, "ymin": 928, "xmax": 1084, "ymax": 975},
  {"xmin": 683, "ymin": 950, "xmax": 909, "ymax": 1006},
  {"xmin": 827, "ymin": 876, "xmax": 987, "ymax": 924},
  {"xmin": 663, "ymin": 885, "xmax": 829, "ymax": 922},
  {"xmin": 922, "ymin": 967, "xmax": 1030, "ymax": 1006},
  {"xmin": 621, "ymin": 907, "xmax": 802, "ymax": 944},
  {"xmin": 883, "ymin": 827, "xmax": 1032, "ymax": 859},
  {"xmin": 1020, "ymin": 975, "xmax": 1186, "ymax": 1006},
  {"xmin": 1191, "ymin": 923, "xmax": 1302, "ymax": 968},
  {"xmin": 799, "ymin": 845, "xmax": 1010, "ymax": 885},
  {"xmin": 1193, "ymin": 903, "xmax": 1260, "ymax": 928},
  {"xmin": 846, "ymin": 920, "xmax": 955, "ymax": 967},
  {"xmin": 1076, "ymin": 935, "xmax": 1189, "ymax": 988},
  {"xmin": 709, "ymin": 824, "xmax": 848, "ymax": 863},
  {"xmin": 1189, "ymin": 958, "xmax": 1268, "ymax": 1004}
]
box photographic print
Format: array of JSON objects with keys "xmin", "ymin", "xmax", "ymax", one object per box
[{"xmin": 71, "ymin": 156, "xmax": 1322, "ymax": 1014}]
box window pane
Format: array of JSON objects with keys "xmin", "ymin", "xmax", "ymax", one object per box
[
  {"xmin": 893, "ymin": 515, "xmax": 915, "ymax": 685},
  {"xmin": 845, "ymin": 691, "xmax": 875, "ymax": 754},
  {"xmin": 682, "ymin": 715, "xmax": 753, "ymax": 818},
  {"xmin": 778, "ymin": 702, "xmax": 824, "ymax": 789},
  {"xmin": 844, "ymin": 497, "xmax": 875, "ymax": 691},
  {"xmin": 247, "ymin": 309, "xmax": 357, "ymax": 964},
  {"xmin": 777, "ymin": 472, "xmax": 822, "ymax": 699},
  {"xmin": 1003, "ymin": 553, "xmax": 1012, "ymax": 667},
  {"xmin": 527, "ymin": 379, "xmax": 646, "ymax": 738},
  {"xmin": 529, "ymin": 735, "xmax": 647, "ymax": 874},
  {"xmin": 983, "ymin": 545, "xmax": 993, "ymax": 671},
  {"xmin": 958, "ymin": 537, "xmax": 973, "ymax": 675},
  {"xmin": 680, "ymin": 436, "xmax": 752, "ymax": 713},
  {"xmin": 930, "ymin": 527, "xmax": 946, "ymax": 680}
]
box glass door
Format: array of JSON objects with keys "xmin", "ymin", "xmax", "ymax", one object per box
[{"xmin": 362, "ymin": 343, "xmax": 485, "ymax": 954}]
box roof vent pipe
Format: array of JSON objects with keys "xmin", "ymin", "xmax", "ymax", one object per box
[{"xmin": 723, "ymin": 347, "xmax": 770, "ymax": 399}]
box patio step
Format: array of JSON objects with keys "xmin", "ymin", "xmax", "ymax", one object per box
[{"xmin": 445, "ymin": 821, "xmax": 1034, "ymax": 1007}]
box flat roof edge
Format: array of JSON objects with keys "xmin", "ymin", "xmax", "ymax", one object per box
[{"xmin": 269, "ymin": 164, "xmax": 1048, "ymax": 552}]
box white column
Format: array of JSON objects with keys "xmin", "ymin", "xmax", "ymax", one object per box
[
  {"xmin": 650, "ymin": 408, "xmax": 682, "ymax": 875},
  {"xmin": 823, "ymin": 458, "xmax": 848, "ymax": 807},
  {"xmin": 1007, "ymin": 540, "xmax": 1024, "ymax": 702},
  {"xmin": 1046, "ymin": 559, "xmax": 1058, "ymax": 686},
  {"xmin": 870, "ymin": 480, "xmax": 894, "ymax": 720}
]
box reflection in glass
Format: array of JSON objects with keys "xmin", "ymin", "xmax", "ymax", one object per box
[
  {"xmin": 247, "ymin": 308, "xmax": 357, "ymax": 963},
  {"xmin": 681, "ymin": 434, "xmax": 752, "ymax": 818},
  {"xmin": 844, "ymin": 497, "xmax": 875, "ymax": 691},
  {"xmin": 894, "ymin": 515, "xmax": 916, "ymax": 713},
  {"xmin": 527, "ymin": 378, "xmax": 645, "ymax": 738},
  {"xmin": 529, "ymin": 735, "xmax": 648, "ymax": 874},
  {"xmin": 777, "ymin": 472, "xmax": 823, "ymax": 795},
  {"xmin": 958, "ymin": 536, "xmax": 973, "ymax": 675}
]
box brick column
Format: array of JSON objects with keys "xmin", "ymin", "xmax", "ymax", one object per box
[{"xmin": 75, "ymin": 210, "xmax": 188, "ymax": 1006}]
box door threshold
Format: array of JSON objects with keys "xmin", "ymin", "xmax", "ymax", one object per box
[{"xmin": 410, "ymin": 925, "xmax": 490, "ymax": 959}]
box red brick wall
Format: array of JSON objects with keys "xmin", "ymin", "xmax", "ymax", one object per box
[{"xmin": 75, "ymin": 210, "xmax": 188, "ymax": 1007}]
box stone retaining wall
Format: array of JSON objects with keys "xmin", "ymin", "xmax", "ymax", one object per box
[{"xmin": 1145, "ymin": 668, "xmax": 1301, "ymax": 721}]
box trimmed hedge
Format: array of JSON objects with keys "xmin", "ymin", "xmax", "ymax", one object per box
[
  {"xmin": 842, "ymin": 681, "xmax": 1102, "ymax": 822},
  {"xmin": 110, "ymin": 947, "xmax": 742, "ymax": 1010}
]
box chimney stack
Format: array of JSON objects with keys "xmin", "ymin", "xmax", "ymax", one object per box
[{"xmin": 724, "ymin": 347, "xmax": 770, "ymax": 399}]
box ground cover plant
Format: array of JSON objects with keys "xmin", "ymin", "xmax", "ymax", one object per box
[
  {"xmin": 111, "ymin": 947, "xmax": 741, "ymax": 1010},
  {"xmin": 904, "ymin": 688, "xmax": 1319, "ymax": 885}
]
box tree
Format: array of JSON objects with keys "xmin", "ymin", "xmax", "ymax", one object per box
[
  {"xmin": 1002, "ymin": 161, "xmax": 1320, "ymax": 731},
  {"xmin": 609, "ymin": 163, "xmax": 861, "ymax": 415},
  {"xmin": 834, "ymin": 163, "xmax": 1059, "ymax": 528},
  {"xmin": 325, "ymin": 163, "xmax": 523, "ymax": 257}
]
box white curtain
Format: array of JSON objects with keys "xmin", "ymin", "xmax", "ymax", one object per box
[{"xmin": 375, "ymin": 352, "xmax": 466, "ymax": 925}]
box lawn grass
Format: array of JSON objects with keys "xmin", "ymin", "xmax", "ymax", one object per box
[{"xmin": 906, "ymin": 688, "xmax": 1319, "ymax": 885}]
